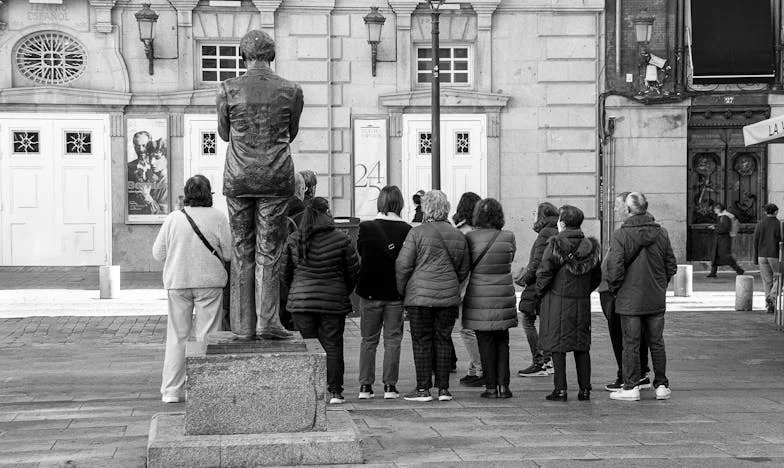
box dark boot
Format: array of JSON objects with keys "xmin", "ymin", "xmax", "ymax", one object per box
[
  {"xmin": 498, "ymin": 385, "xmax": 513, "ymax": 399},
  {"xmin": 578, "ymin": 388, "xmax": 590, "ymax": 401},
  {"xmin": 545, "ymin": 389, "xmax": 567, "ymax": 401},
  {"xmin": 480, "ymin": 386, "xmax": 498, "ymax": 399}
]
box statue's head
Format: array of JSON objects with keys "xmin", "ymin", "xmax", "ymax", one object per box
[{"xmin": 240, "ymin": 30, "xmax": 276, "ymax": 63}]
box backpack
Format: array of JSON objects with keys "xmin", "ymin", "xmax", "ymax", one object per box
[{"xmin": 729, "ymin": 217, "xmax": 741, "ymax": 238}]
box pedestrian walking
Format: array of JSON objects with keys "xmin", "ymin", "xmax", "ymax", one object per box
[
  {"xmin": 515, "ymin": 202, "xmax": 559, "ymax": 378},
  {"xmin": 605, "ymin": 192, "xmax": 677, "ymax": 402},
  {"xmin": 536, "ymin": 205, "xmax": 601, "ymax": 402},
  {"xmin": 707, "ymin": 203, "xmax": 744, "ymax": 277},
  {"xmin": 453, "ymin": 192, "xmax": 485, "ymax": 387},
  {"xmin": 282, "ymin": 197, "xmax": 360, "ymax": 405},
  {"xmin": 152, "ymin": 175, "xmax": 232, "ymax": 403},
  {"xmin": 598, "ymin": 192, "xmax": 651, "ymax": 392},
  {"xmin": 411, "ymin": 190, "xmax": 425, "ymax": 224},
  {"xmin": 462, "ymin": 198, "xmax": 518, "ymax": 399},
  {"xmin": 355, "ymin": 186, "xmax": 412, "ymax": 400},
  {"xmin": 397, "ymin": 190, "xmax": 470, "ymax": 402},
  {"xmin": 753, "ymin": 203, "xmax": 782, "ymax": 314}
]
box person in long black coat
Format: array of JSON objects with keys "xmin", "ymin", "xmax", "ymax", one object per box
[
  {"xmin": 536, "ymin": 205, "xmax": 601, "ymax": 402},
  {"xmin": 707, "ymin": 203, "xmax": 744, "ymax": 277}
]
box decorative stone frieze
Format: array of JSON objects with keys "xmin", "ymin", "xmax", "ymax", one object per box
[
  {"xmin": 252, "ymin": 0, "xmax": 282, "ymax": 31},
  {"xmin": 87, "ymin": 0, "xmax": 117, "ymax": 33},
  {"xmin": 169, "ymin": 0, "xmax": 199, "ymax": 26}
]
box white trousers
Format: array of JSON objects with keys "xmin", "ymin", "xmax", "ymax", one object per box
[{"xmin": 161, "ymin": 288, "xmax": 223, "ymax": 398}]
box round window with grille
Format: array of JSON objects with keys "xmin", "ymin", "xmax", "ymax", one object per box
[{"xmin": 16, "ymin": 32, "xmax": 87, "ymax": 85}]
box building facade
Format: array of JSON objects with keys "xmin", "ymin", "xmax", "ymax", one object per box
[
  {"xmin": 603, "ymin": 0, "xmax": 783, "ymax": 265},
  {"xmin": 0, "ymin": 0, "xmax": 603, "ymax": 271}
]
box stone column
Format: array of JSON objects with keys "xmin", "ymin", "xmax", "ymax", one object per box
[
  {"xmin": 472, "ymin": 1, "xmax": 501, "ymax": 93},
  {"xmin": 170, "ymin": 0, "xmax": 199, "ymax": 89},
  {"xmin": 388, "ymin": 1, "xmax": 418, "ymax": 94},
  {"xmin": 88, "ymin": 0, "xmax": 118, "ymax": 33}
]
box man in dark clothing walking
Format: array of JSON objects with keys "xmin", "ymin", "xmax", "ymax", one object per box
[
  {"xmin": 753, "ymin": 203, "xmax": 782, "ymax": 313},
  {"xmin": 605, "ymin": 192, "xmax": 677, "ymax": 402}
]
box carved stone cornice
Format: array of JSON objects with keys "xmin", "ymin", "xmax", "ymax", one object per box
[
  {"xmin": 169, "ymin": 0, "xmax": 200, "ymax": 26},
  {"xmin": 0, "ymin": 87, "xmax": 132, "ymax": 106},
  {"xmin": 88, "ymin": 0, "xmax": 118, "ymax": 33},
  {"xmin": 471, "ymin": 1, "xmax": 501, "ymax": 30},
  {"xmin": 278, "ymin": 0, "xmax": 334, "ymax": 14},
  {"xmin": 252, "ymin": 0, "xmax": 282, "ymax": 29},
  {"xmin": 379, "ymin": 88, "xmax": 510, "ymax": 111}
]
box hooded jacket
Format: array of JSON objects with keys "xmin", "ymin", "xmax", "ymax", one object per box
[
  {"xmin": 605, "ymin": 213, "xmax": 677, "ymax": 316},
  {"xmin": 515, "ymin": 215, "xmax": 559, "ymax": 314},
  {"xmin": 282, "ymin": 212, "xmax": 359, "ymax": 314},
  {"xmin": 535, "ymin": 229, "xmax": 601, "ymax": 352},
  {"xmin": 462, "ymin": 228, "xmax": 518, "ymax": 331}
]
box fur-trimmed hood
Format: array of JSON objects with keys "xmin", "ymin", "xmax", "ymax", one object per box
[{"xmin": 549, "ymin": 229, "xmax": 601, "ymax": 275}]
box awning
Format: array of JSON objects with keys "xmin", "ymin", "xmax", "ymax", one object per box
[{"xmin": 743, "ymin": 115, "xmax": 784, "ymax": 146}]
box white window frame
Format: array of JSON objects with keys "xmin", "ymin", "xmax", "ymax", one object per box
[
  {"xmin": 414, "ymin": 44, "xmax": 473, "ymax": 89},
  {"xmin": 197, "ymin": 42, "xmax": 246, "ymax": 86}
]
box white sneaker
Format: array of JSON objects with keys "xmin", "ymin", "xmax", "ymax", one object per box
[
  {"xmin": 544, "ymin": 360, "xmax": 554, "ymax": 375},
  {"xmin": 609, "ymin": 387, "xmax": 640, "ymax": 401},
  {"xmin": 655, "ymin": 385, "xmax": 671, "ymax": 400}
]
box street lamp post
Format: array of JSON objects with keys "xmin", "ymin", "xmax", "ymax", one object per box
[{"xmin": 428, "ymin": 0, "xmax": 445, "ymax": 190}]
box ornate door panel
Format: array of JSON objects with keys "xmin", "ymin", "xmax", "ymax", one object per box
[{"xmin": 687, "ymin": 127, "xmax": 767, "ymax": 262}]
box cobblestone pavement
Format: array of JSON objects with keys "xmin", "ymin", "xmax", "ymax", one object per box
[{"xmin": 1, "ymin": 304, "xmax": 783, "ymax": 467}]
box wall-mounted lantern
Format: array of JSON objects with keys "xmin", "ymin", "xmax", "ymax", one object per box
[
  {"xmin": 135, "ymin": 3, "xmax": 158, "ymax": 75},
  {"xmin": 363, "ymin": 7, "xmax": 386, "ymax": 77}
]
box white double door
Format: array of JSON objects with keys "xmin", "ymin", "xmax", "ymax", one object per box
[
  {"xmin": 0, "ymin": 114, "xmax": 109, "ymax": 265},
  {"xmin": 184, "ymin": 115, "xmax": 229, "ymax": 216},
  {"xmin": 402, "ymin": 114, "xmax": 487, "ymax": 221}
]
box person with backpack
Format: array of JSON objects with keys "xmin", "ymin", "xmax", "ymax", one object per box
[
  {"xmin": 461, "ymin": 198, "xmax": 518, "ymax": 399},
  {"xmin": 152, "ymin": 175, "xmax": 232, "ymax": 403},
  {"xmin": 707, "ymin": 203, "xmax": 744, "ymax": 277},
  {"xmin": 355, "ymin": 186, "xmax": 412, "ymax": 400},
  {"xmin": 396, "ymin": 190, "xmax": 470, "ymax": 402},
  {"xmin": 282, "ymin": 197, "xmax": 360, "ymax": 405}
]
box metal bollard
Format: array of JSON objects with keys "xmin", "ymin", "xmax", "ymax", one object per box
[
  {"xmin": 99, "ymin": 265, "xmax": 121, "ymax": 299},
  {"xmin": 735, "ymin": 275, "xmax": 754, "ymax": 311},
  {"xmin": 672, "ymin": 264, "xmax": 693, "ymax": 297}
]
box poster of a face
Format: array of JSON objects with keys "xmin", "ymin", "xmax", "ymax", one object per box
[{"xmin": 126, "ymin": 118, "xmax": 170, "ymax": 223}]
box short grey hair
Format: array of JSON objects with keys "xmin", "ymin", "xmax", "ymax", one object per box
[
  {"xmin": 625, "ymin": 192, "xmax": 648, "ymax": 215},
  {"xmin": 422, "ymin": 190, "xmax": 450, "ymax": 222}
]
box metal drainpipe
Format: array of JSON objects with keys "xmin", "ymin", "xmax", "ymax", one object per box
[
  {"xmin": 616, "ymin": 0, "xmax": 621, "ymax": 75},
  {"xmin": 327, "ymin": 11, "xmax": 334, "ymax": 206}
]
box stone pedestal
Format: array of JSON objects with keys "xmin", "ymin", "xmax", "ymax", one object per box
[
  {"xmin": 99, "ymin": 265, "xmax": 120, "ymax": 299},
  {"xmin": 735, "ymin": 275, "xmax": 754, "ymax": 311},
  {"xmin": 147, "ymin": 332, "xmax": 362, "ymax": 467},
  {"xmin": 671, "ymin": 264, "xmax": 693, "ymax": 297}
]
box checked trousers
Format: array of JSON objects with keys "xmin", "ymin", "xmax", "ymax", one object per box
[{"xmin": 407, "ymin": 306, "xmax": 458, "ymax": 390}]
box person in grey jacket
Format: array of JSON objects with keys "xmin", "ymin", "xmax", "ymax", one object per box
[
  {"xmin": 605, "ymin": 192, "xmax": 677, "ymax": 402},
  {"xmin": 152, "ymin": 175, "xmax": 232, "ymax": 403},
  {"xmin": 396, "ymin": 190, "xmax": 470, "ymax": 402},
  {"xmin": 462, "ymin": 198, "xmax": 517, "ymax": 399},
  {"xmin": 753, "ymin": 203, "xmax": 781, "ymax": 313}
]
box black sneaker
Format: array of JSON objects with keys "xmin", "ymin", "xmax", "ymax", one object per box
[
  {"xmin": 358, "ymin": 384, "xmax": 374, "ymax": 399},
  {"xmin": 604, "ymin": 378, "xmax": 624, "ymax": 392},
  {"xmin": 637, "ymin": 376, "xmax": 652, "ymax": 390},
  {"xmin": 403, "ymin": 388, "xmax": 433, "ymax": 402},
  {"xmin": 460, "ymin": 375, "xmax": 486, "ymax": 387},
  {"xmin": 459, "ymin": 374, "xmax": 477, "ymax": 384},
  {"xmin": 383, "ymin": 384, "xmax": 399, "ymax": 399},
  {"xmin": 329, "ymin": 392, "xmax": 345, "ymax": 404},
  {"xmin": 438, "ymin": 388, "xmax": 453, "ymax": 401},
  {"xmin": 518, "ymin": 364, "xmax": 548, "ymax": 377}
]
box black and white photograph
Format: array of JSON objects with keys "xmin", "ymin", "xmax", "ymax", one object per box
[{"xmin": 2, "ymin": 0, "xmax": 784, "ymax": 467}]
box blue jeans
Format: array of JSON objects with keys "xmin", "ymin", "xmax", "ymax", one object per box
[
  {"xmin": 358, "ymin": 298, "xmax": 404, "ymax": 386},
  {"xmin": 620, "ymin": 313, "xmax": 668, "ymax": 390}
]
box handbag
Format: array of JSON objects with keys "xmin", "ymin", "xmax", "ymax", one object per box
[
  {"xmin": 180, "ymin": 208, "xmax": 231, "ymax": 330},
  {"xmin": 470, "ymin": 230, "xmax": 501, "ymax": 270}
]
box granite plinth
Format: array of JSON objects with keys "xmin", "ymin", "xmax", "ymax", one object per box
[
  {"xmin": 185, "ymin": 332, "xmax": 327, "ymax": 436},
  {"xmin": 147, "ymin": 411, "xmax": 362, "ymax": 467}
]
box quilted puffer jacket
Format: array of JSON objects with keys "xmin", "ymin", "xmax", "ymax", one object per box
[
  {"xmin": 282, "ymin": 213, "xmax": 359, "ymax": 314},
  {"xmin": 396, "ymin": 221, "xmax": 470, "ymax": 308},
  {"xmin": 462, "ymin": 229, "xmax": 518, "ymax": 331}
]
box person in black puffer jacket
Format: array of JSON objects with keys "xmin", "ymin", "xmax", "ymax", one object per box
[
  {"xmin": 514, "ymin": 202, "xmax": 559, "ymax": 378},
  {"xmin": 355, "ymin": 186, "xmax": 412, "ymax": 400},
  {"xmin": 282, "ymin": 197, "xmax": 359, "ymax": 405},
  {"xmin": 536, "ymin": 205, "xmax": 601, "ymax": 402}
]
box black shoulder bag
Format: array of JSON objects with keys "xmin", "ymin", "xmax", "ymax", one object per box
[
  {"xmin": 180, "ymin": 208, "xmax": 231, "ymax": 329},
  {"xmin": 470, "ymin": 230, "xmax": 502, "ymax": 270}
]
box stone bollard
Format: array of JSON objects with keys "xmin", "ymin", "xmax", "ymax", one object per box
[
  {"xmin": 735, "ymin": 275, "xmax": 754, "ymax": 311},
  {"xmin": 672, "ymin": 264, "xmax": 693, "ymax": 297},
  {"xmin": 99, "ymin": 265, "xmax": 121, "ymax": 299}
]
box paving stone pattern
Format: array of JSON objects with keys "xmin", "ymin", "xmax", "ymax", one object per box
[{"xmin": 1, "ymin": 305, "xmax": 783, "ymax": 467}]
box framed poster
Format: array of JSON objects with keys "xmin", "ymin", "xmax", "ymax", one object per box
[
  {"xmin": 352, "ymin": 117, "xmax": 388, "ymax": 220},
  {"xmin": 125, "ymin": 117, "xmax": 170, "ymax": 224}
]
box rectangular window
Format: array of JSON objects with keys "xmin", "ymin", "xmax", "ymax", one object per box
[
  {"xmin": 200, "ymin": 44, "xmax": 246, "ymax": 83},
  {"xmin": 416, "ymin": 46, "xmax": 471, "ymax": 86}
]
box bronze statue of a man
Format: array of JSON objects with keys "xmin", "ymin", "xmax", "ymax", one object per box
[{"xmin": 217, "ymin": 30, "xmax": 304, "ymax": 340}]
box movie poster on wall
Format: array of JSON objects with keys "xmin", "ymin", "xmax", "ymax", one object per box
[
  {"xmin": 126, "ymin": 117, "xmax": 170, "ymax": 224},
  {"xmin": 353, "ymin": 118, "xmax": 388, "ymax": 220}
]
